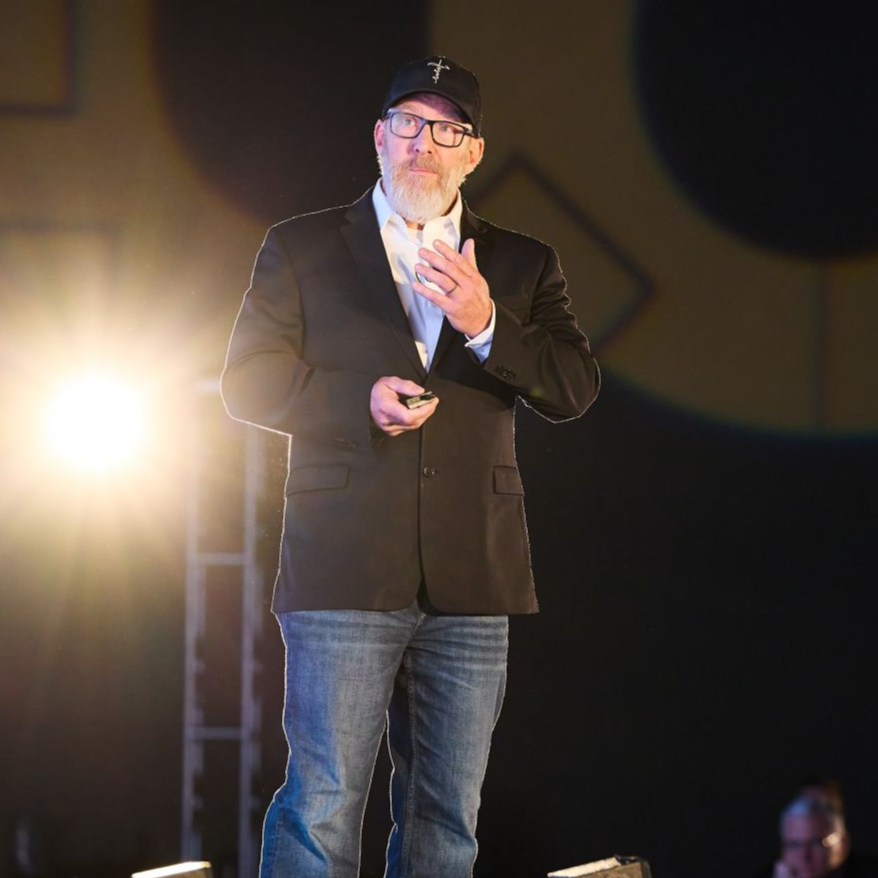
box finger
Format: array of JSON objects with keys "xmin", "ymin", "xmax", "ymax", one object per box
[
  {"xmin": 381, "ymin": 419, "xmax": 416, "ymax": 436},
  {"xmin": 400, "ymin": 395, "xmax": 439, "ymax": 418},
  {"xmin": 433, "ymin": 238, "xmax": 468, "ymax": 269},
  {"xmin": 382, "ymin": 376, "xmax": 425, "ymax": 396},
  {"xmin": 380, "ymin": 397, "xmax": 438, "ymax": 433},
  {"xmin": 434, "ymin": 240, "xmax": 477, "ymax": 279},
  {"xmin": 414, "ymin": 263, "xmax": 458, "ymax": 292},
  {"xmin": 408, "ymin": 397, "xmax": 439, "ymax": 425},
  {"xmin": 378, "ymin": 407, "xmax": 417, "ymax": 430},
  {"xmin": 418, "ymin": 246, "xmax": 470, "ymax": 285},
  {"xmin": 383, "ymin": 390, "xmax": 439, "ymax": 421},
  {"xmin": 413, "ymin": 280, "xmax": 453, "ymax": 311},
  {"xmin": 461, "ymin": 237, "xmax": 477, "ymax": 269}
]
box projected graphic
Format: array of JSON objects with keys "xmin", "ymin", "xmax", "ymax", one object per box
[
  {"xmin": 1, "ymin": 0, "xmax": 876, "ymax": 468},
  {"xmin": 429, "ymin": 0, "xmax": 878, "ymax": 434}
]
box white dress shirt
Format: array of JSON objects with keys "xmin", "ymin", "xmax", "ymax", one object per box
[{"xmin": 372, "ymin": 182, "xmax": 495, "ymax": 370}]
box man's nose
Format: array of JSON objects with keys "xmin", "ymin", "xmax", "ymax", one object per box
[{"xmin": 411, "ymin": 124, "xmax": 435, "ymax": 152}]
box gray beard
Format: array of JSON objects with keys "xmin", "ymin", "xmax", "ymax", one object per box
[{"xmin": 378, "ymin": 150, "xmax": 466, "ymax": 225}]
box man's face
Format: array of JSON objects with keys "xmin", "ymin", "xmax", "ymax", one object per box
[
  {"xmin": 374, "ymin": 93, "xmax": 484, "ymax": 225},
  {"xmin": 780, "ymin": 814, "xmax": 848, "ymax": 878}
]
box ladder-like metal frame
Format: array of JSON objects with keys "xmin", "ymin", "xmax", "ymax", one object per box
[{"xmin": 181, "ymin": 381, "xmax": 265, "ymax": 878}]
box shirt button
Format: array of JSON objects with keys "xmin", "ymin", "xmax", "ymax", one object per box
[{"xmin": 422, "ymin": 466, "xmax": 437, "ymax": 477}]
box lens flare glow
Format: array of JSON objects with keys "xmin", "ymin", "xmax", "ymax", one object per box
[{"xmin": 45, "ymin": 375, "xmax": 146, "ymax": 471}]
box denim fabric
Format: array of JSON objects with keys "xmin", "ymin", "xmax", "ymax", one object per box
[{"xmin": 260, "ymin": 602, "xmax": 509, "ymax": 878}]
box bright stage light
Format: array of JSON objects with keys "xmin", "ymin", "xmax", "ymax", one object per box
[
  {"xmin": 45, "ymin": 374, "xmax": 146, "ymax": 471},
  {"xmin": 131, "ymin": 864, "xmax": 213, "ymax": 878}
]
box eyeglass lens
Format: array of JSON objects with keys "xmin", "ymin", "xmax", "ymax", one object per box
[{"xmin": 388, "ymin": 113, "xmax": 468, "ymax": 147}]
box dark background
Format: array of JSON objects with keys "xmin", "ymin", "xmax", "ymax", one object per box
[{"xmin": 2, "ymin": 2, "xmax": 877, "ymax": 877}]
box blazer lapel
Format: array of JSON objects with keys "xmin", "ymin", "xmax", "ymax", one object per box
[
  {"xmin": 340, "ymin": 192, "xmax": 426, "ymax": 378},
  {"xmin": 430, "ymin": 203, "xmax": 495, "ymax": 372}
]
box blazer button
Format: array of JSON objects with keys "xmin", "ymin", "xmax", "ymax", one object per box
[{"xmin": 422, "ymin": 466, "xmax": 437, "ymax": 477}]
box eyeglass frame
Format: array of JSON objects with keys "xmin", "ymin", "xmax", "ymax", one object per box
[
  {"xmin": 383, "ymin": 110, "xmax": 477, "ymax": 148},
  {"xmin": 781, "ymin": 831, "xmax": 842, "ymax": 852}
]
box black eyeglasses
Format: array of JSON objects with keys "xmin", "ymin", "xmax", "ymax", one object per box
[
  {"xmin": 781, "ymin": 831, "xmax": 841, "ymax": 851},
  {"xmin": 384, "ymin": 111, "xmax": 475, "ymax": 148}
]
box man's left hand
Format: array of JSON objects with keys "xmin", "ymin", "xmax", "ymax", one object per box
[{"xmin": 414, "ymin": 239, "xmax": 492, "ymax": 337}]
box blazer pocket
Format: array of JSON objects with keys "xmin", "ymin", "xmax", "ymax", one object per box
[
  {"xmin": 286, "ymin": 464, "xmax": 349, "ymax": 495},
  {"xmin": 493, "ymin": 465, "xmax": 524, "ymax": 495}
]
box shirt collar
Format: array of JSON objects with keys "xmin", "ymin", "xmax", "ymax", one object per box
[{"xmin": 372, "ymin": 179, "xmax": 463, "ymax": 239}]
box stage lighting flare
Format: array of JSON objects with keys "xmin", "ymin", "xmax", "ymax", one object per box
[{"xmin": 45, "ymin": 375, "xmax": 146, "ymax": 471}]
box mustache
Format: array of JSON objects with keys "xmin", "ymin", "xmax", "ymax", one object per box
[{"xmin": 405, "ymin": 157, "xmax": 443, "ymax": 173}]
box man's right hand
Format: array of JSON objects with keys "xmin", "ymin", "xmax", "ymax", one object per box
[{"xmin": 370, "ymin": 376, "xmax": 439, "ymax": 437}]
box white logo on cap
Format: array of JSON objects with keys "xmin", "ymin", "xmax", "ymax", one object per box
[{"xmin": 427, "ymin": 59, "xmax": 450, "ymax": 83}]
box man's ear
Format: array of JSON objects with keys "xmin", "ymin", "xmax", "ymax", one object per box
[
  {"xmin": 466, "ymin": 137, "xmax": 485, "ymax": 174},
  {"xmin": 374, "ymin": 118, "xmax": 386, "ymax": 152}
]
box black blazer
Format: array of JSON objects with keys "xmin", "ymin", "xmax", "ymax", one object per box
[{"xmin": 221, "ymin": 189, "xmax": 599, "ymax": 614}]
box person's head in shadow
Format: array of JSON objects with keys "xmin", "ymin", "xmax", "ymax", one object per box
[
  {"xmin": 798, "ymin": 778, "xmax": 845, "ymax": 819},
  {"xmin": 776, "ymin": 795, "xmax": 850, "ymax": 878}
]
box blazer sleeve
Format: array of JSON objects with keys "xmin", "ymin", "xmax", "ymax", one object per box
[
  {"xmin": 221, "ymin": 226, "xmax": 377, "ymax": 446},
  {"xmin": 484, "ymin": 243, "xmax": 600, "ymax": 421}
]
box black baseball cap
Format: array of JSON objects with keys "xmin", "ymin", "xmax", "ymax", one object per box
[{"xmin": 381, "ymin": 56, "xmax": 483, "ymax": 137}]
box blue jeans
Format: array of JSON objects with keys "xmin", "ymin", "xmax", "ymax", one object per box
[{"xmin": 260, "ymin": 602, "xmax": 509, "ymax": 878}]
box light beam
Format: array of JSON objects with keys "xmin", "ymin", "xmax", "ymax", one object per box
[{"xmin": 44, "ymin": 374, "xmax": 147, "ymax": 472}]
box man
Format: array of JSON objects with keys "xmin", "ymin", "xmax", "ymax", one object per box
[
  {"xmin": 765, "ymin": 793, "xmax": 878, "ymax": 878},
  {"xmin": 222, "ymin": 56, "xmax": 599, "ymax": 878}
]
